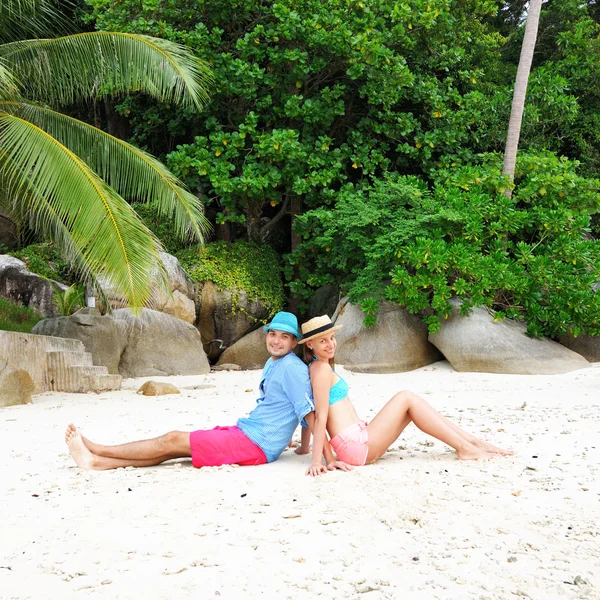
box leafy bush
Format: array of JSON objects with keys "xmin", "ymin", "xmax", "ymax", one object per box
[
  {"xmin": 289, "ymin": 152, "xmax": 600, "ymax": 338},
  {"xmin": 177, "ymin": 241, "xmax": 285, "ymax": 318},
  {"xmin": 0, "ymin": 297, "xmax": 44, "ymax": 333},
  {"xmin": 8, "ymin": 243, "xmax": 75, "ymax": 284}
]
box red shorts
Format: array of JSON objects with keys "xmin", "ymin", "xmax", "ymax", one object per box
[{"xmin": 189, "ymin": 425, "xmax": 267, "ymax": 468}]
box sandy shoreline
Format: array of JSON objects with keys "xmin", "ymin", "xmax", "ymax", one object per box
[{"xmin": 1, "ymin": 361, "xmax": 599, "ymax": 600}]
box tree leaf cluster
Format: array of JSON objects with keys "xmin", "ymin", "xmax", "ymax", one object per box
[{"xmin": 289, "ymin": 153, "xmax": 600, "ymax": 338}]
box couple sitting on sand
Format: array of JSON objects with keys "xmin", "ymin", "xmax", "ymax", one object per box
[{"xmin": 65, "ymin": 311, "xmax": 511, "ymax": 474}]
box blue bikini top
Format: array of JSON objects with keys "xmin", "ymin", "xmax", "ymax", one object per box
[
  {"xmin": 311, "ymin": 357, "xmax": 348, "ymax": 404},
  {"xmin": 329, "ymin": 373, "xmax": 348, "ymax": 405}
]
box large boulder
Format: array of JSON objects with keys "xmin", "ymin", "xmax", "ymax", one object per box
[
  {"xmin": 98, "ymin": 252, "xmax": 196, "ymax": 323},
  {"xmin": 558, "ymin": 332, "xmax": 600, "ymax": 362},
  {"xmin": 196, "ymin": 281, "xmax": 270, "ymax": 362},
  {"xmin": 429, "ymin": 299, "xmax": 590, "ymax": 374},
  {"xmin": 216, "ymin": 327, "xmax": 271, "ymax": 370},
  {"xmin": 306, "ymin": 284, "xmax": 340, "ymax": 319},
  {"xmin": 0, "ymin": 255, "xmax": 56, "ymax": 317},
  {"xmin": 113, "ymin": 308, "xmax": 210, "ymax": 378},
  {"xmin": 150, "ymin": 252, "xmax": 196, "ymax": 323},
  {"xmin": 0, "ymin": 360, "xmax": 34, "ymax": 407},
  {"xmin": 32, "ymin": 308, "xmax": 127, "ymax": 374},
  {"xmin": 333, "ymin": 301, "xmax": 443, "ymax": 373}
]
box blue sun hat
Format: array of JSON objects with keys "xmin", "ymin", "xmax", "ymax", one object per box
[{"xmin": 263, "ymin": 311, "xmax": 302, "ymax": 339}]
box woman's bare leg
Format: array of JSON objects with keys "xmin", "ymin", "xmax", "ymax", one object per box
[
  {"xmin": 65, "ymin": 424, "xmax": 191, "ymax": 470},
  {"xmin": 365, "ymin": 391, "xmax": 502, "ymax": 462}
]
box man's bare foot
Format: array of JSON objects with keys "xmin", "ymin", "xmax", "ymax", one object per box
[
  {"xmin": 294, "ymin": 446, "xmax": 310, "ymax": 455},
  {"xmin": 65, "ymin": 426, "xmax": 97, "ymax": 470},
  {"xmin": 457, "ymin": 442, "xmax": 498, "ymax": 461},
  {"xmin": 66, "ymin": 422, "xmax": 98, "ymax": 452},
  {"xmin": 473, "ymin": 439, "xmax": 514, "ymax": 456}
]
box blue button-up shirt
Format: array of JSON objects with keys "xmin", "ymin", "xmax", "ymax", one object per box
[{"xmin": 237, "ymin": 352, "xmax": 314, "ymax": 462}]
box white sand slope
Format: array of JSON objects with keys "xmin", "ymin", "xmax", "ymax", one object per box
[{"xmin": 0, "ymin": 361, "xmax": 598, "ymax": 600}]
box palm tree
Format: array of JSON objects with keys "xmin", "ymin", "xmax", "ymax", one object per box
[
  {"xmin": 502, "ymin": 0, "xmax": 543, "ymax": 196},
  {"xmin": 0, "ymin": 0, "xmax": 213, "ymax": 308}
]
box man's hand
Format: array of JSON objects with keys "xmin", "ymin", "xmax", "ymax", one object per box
[
  {"xmin": 306, "ymin": 463, "xmax": 328, "ymax": 477},
  {"xmin": 327, "ymin": 460, "xmax": 353, "ymax": 472}
]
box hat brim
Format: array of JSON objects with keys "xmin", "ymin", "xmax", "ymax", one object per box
[
  {"xmin": 298, "ymin": 324, "xmax": 343, "ymax": 344},
  {"xmin": 263, "ymin": 323, "xmax": 302, "ymax": 339}
]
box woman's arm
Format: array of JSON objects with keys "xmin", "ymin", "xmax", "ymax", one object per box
[{"xmin": 306, "ymin": 362, "xmax": 334, "ymax": 476}]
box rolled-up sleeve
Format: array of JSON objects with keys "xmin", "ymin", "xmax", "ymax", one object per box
[{"xmin": 281, "ymin": 360, "xmax": 314, "ymax": 423}]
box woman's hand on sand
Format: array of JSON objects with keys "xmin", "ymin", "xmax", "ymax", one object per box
[
  {"xmin": 327, "ymin": 460, "xmax": 353, "ymax": 472},
  {"xmin": 306, "ymin": 463, "xmax": 328, "ymax": 477}
]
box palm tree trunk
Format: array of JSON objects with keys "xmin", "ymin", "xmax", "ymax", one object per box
[{"xmin": 502, "ymin": 0, "xmax": 543, "ymax": 197}]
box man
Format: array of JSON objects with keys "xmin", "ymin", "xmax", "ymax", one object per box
[{"xmin": 65, "ymin": 312, "xmax": 340, "ymax": 471}]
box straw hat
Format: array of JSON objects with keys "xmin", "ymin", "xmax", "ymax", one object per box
[{"xmin": 298, "ymin": 315, "xmax": 343, "ymax": 344}]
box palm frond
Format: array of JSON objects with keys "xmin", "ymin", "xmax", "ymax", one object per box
[
  {"xmin": 0, "ymin": 32, "xmax": 213, "ymax": 110},
  {"xmin": 0, "ymin": 0, "xmax": 70, "ymax": 43},
  {"xmin": 0, "ymin": 101, "xmax": 211, "ymax": 243},
  {"xmin": 0, "ymin": 112, "xmax": 169, "ymax": 308}
]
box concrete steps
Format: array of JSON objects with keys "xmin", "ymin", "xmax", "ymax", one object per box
[{"xmin": 46, "ymin": 350, "xmax": 122, "ymax": 393}]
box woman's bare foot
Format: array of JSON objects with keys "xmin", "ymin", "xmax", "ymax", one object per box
[
  {"xmin": 473, "ymin": 439, "xmax": 514, "ymax": 456},
  {"xmin": 65, "ymin": 425, "xmax": 98, "ymax": 470},
  {"xmin": 294, "ymin": 446, "xmax": 310, "ymax": 455},
  {"xmin": 456, "ymin": 442, "xmax": 499, "ymax": 461}
]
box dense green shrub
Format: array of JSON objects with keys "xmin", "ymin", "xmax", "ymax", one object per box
[
  {"xmin": 177, "ymin": 241, "xmax": 285, "ymax": 318},
  {"xmin": 0, "ymin": 298, "xmax": 44, "ymax": 333},
  {"xmin": 289, "ymin": 152, "xmax": 600, "ymax": 338},
  {"xmin": 9, "ymin": 243, "xmax": 75, "ymax": 284}
]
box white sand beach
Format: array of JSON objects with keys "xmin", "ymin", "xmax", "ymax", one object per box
[{"xmin": 1, "ymin": 361, "xmax": 599, "ymax": 600}]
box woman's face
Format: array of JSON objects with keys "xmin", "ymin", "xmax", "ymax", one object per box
[{"xmin": 309, "ymin": 332, "xmax": 337, "ymax": 361}]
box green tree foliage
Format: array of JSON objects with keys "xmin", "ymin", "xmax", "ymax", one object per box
[
  {"xmin": 86, "ymin": 0, "xmax": 506, "ymax": 243},
  {"xmin": 289, "ymin": 153, "xmax": 600, "ymax": 338},
  {"xmin": 0, "ymin": 0, "xmax": 213, "ymax": 309}
]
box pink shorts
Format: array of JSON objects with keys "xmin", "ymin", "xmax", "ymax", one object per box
[
  {"xmin": 189, "ymin": 426, "xmax": 267, "ymax": 468},
  {"xmin": 329, "ymin": 421, "xmax": 369, "ymax": 466}
]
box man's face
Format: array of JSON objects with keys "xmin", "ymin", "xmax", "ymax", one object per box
[{"xmin": 266, "ymin": 329, "xmax": 298, "ymax": 359}]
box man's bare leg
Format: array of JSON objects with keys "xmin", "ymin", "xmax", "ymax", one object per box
[{"xmin": 65, "ymin": 424, "xmax": 191, "ymax": 471}]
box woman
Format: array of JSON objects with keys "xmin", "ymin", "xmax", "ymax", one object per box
[{"xmin": 299, "ymin": 315, "xmax": 512, "ymax": 477}]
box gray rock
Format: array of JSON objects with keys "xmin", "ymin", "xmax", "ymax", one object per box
[
  {"xmin": 114, "ymin": 308, "xmax": 210, "ymax": 378},
  {"xmin": 32, "ymin": 308, "xmax": 127, "ymax": 374},
  {"xmin": 97, "ymin": 252, "xmax": 196, "ymax": 323},
  {"xmin": 137, "ymin": 381, "xmax": 180, "ymax": 396},
  {"xmin": 558, "ymin": 331, "xmax": 600, "ymax": 362},
  {"xmin": 307, "ymin": 284, "xmax": 340, "ymax": 319},
  {"xmin": 213, "ymin": 363, "xmax": 242, "ymax": 371},
  {"xmin": 0, "ymin": 255, "xmax": 56, "ymax": 316},
  {"xmin": 216, "ymin": 327, "xmax": 271, "ymax": 370},
  {"xmin": 196, "ymin": 281, "xmax": 270, "ymax": 362},
  {"xmin": 0, "ymin": 360, "xmax": 34, "ymax": 407},
  {"xmin": 429, "ymin": 299, "xmax": 590, "ymax": 374},
  {"xmin": 334, "ymin": 301, "xmax": 443, "ymax": 373}
]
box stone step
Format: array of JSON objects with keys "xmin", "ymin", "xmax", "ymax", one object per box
[
  {"xmin": 48, "ymin": 364, "xmax": 116, "ymax": 393},
  {"xmin": 46, "ymin": 350, "xmax": 94, "ymax": 369},
  {"xmin": 85, "ymin": 373, "xmax": 122, "ymax": 393}
]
